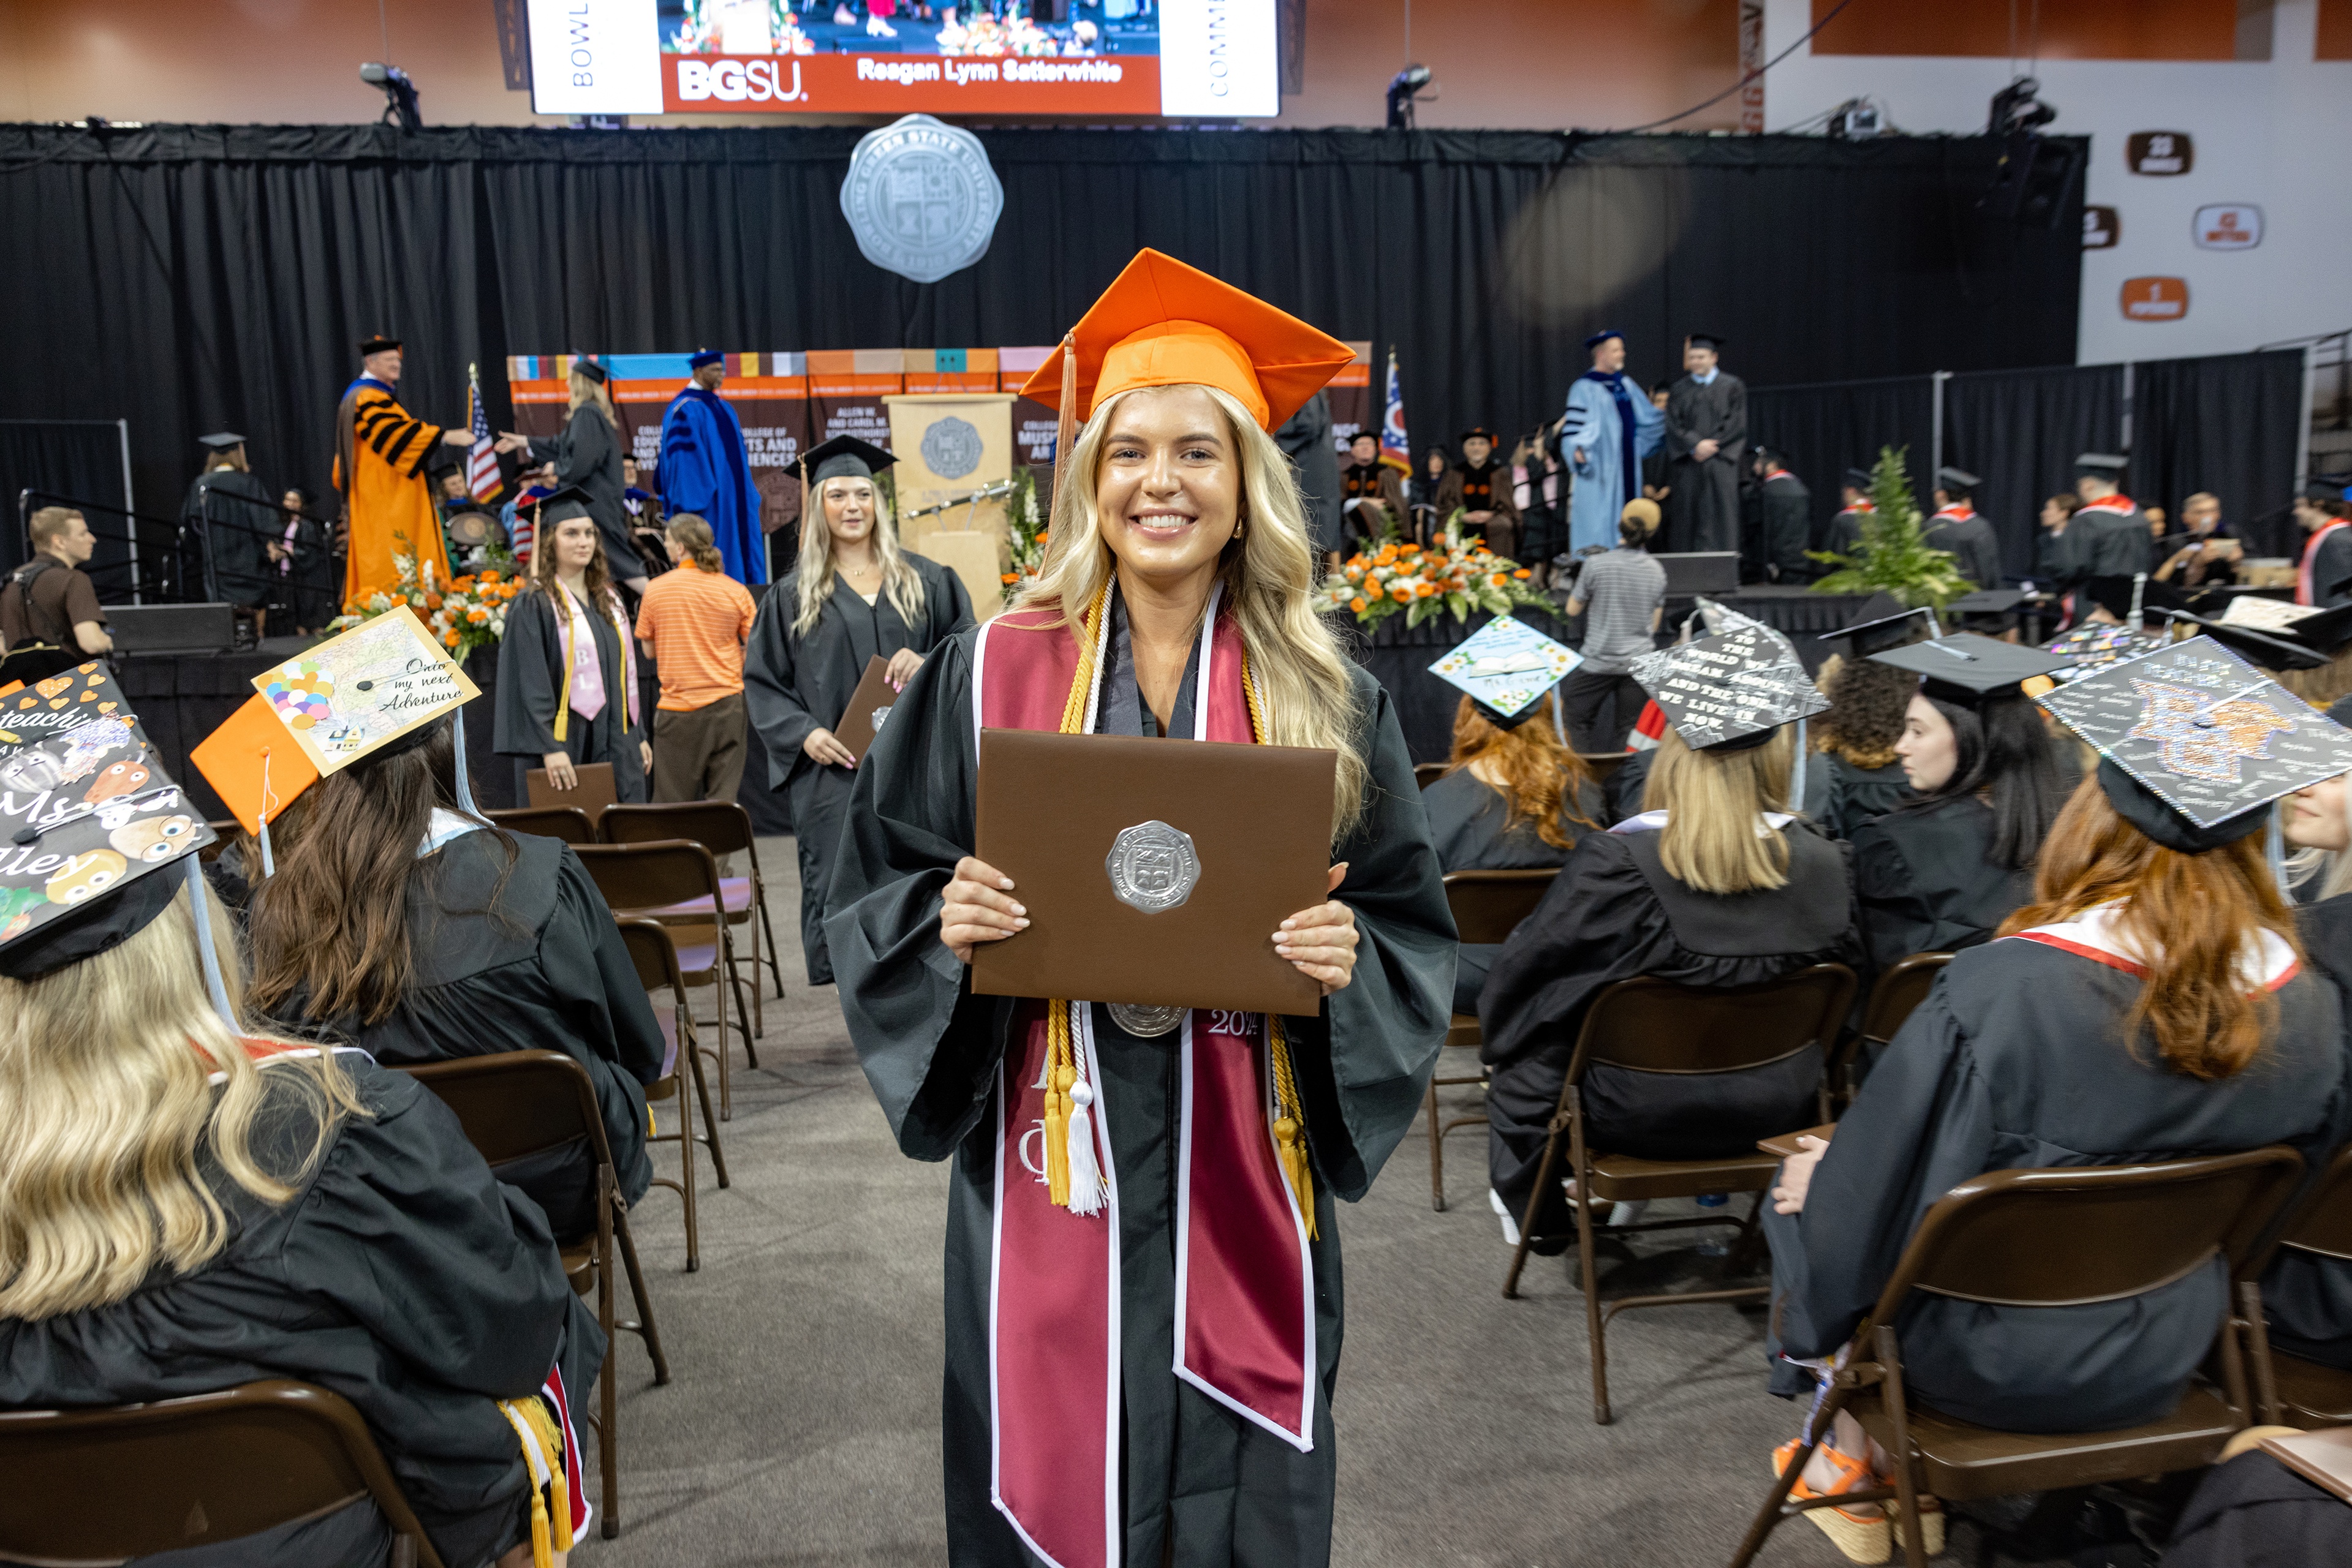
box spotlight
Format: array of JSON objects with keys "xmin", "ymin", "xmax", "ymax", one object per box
[
  {"xmin": 1386, "ymin": 64, "xmax": 1434, "ymax": 130},
  {"xmin": 361, "ymin": 62, "xmax": 424, "ymax": 134}
]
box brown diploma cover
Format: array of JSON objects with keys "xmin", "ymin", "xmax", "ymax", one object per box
[
  {"xmin": 970, "ymin": 729, "xmax": 1336, "ymax": 1016},
  {"xmin": 833, "ymin": 655, "xmax": 900, "ymax": 764},
  {"xmin": 525, "ymin": 760, "xmax": 618, "ymax": 823}
]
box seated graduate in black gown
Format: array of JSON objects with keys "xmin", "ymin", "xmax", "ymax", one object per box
[
  {"xmin": 1802, "ymin": 598, "xmax": 1929, "ymax": 838},
  {"xmin": 1762, "ymin": 646, "xmax": 2352, "ymax": 1564},
  {"xmin": 1479, "ymin": 620, "xmax": 1861, "ymax": 1249},
  {"xmin": 1848, "ymin": 631, "xmax": 2073, "ymax": 983},
  {"xmin": 1424, "ymin": 692, "xmax": 1606, "ymax": 1016},
  {"xmin": 2268, "ymin": 763, "xmax": 2352, "ymax": 1366},
  {"xmin": 742, "ymin": 435, "xmax": 975, "ymax": 987},
  {"xmin": 233, "ymin": 713, "xmax": 665, "ymax": 1242},
  {"xmin": 494, "ymin": 486, "xmax": 651, "ymax": 806},
  {"xmin": 0, "ymin": 754, "xmax": 599, "ymax": 1568}
]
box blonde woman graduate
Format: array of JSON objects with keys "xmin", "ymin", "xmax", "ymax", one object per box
[
  {"xmin": 743, "ymin": 434, "xmax": 975, "ymax": 986},
  {"xmin": 823, "ymin": 251, "xmax": 1455, "ymax": 1568}
]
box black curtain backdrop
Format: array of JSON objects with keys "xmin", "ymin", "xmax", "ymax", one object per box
[
  {"xmin": 0, "ymin": 420, "xmax": 134, "ymax": 585},
  {"xmin": 1942, "ymin": 363, "xmax": 2125, "ymax": 579},
  {"xmin": 0, "ymin": 124, "xmax": 2083, "ymax": 527},
  {"xmin": 2130, "ymin": 350, "xmax": 2305, "ymax": 559},
  {"xmin": 1744, "ymin": 375, "xmax": 1937, "ymax": 551}
]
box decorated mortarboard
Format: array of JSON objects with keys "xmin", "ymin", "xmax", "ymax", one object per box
[
  {"xmin": 0, "ymin": 662, "xmax": 217, "ymax": 980},
  {"xmin": 192, "ymin": 606, "xmax": 479, "ymax": 840},
  {"xmin": 573, "ymin": 358, "xmax": 608, "ymax": 385},
  {"xmin": 1630, "ymin": 619, "xmax": 1829, "ymax": 752},
  {"xmin": 1019, "ymin": 249, "xmax": 1355, "ymax": 434},
  {"xmin": 2074, "ymin": 451, "xmax": 2129, "ymax": 477},
  {"xmin": 2044, "ymin": 622, "xmax": 2164, "ymax": 679},
  {"xmin": 1842, "ymin": 469, "xmax": 1874, "ymax": 492},
  {"xmin": 1870, "ymin": 631, "xmax": 2073, "ymax": 704},
  {"xmin": 1427, "ymin": 616, "xmax": 1581, "ymax": 723},
  {"xmin": 1685, "ymin": 332, "xmax": 1726, "ymax": 351},
  {"xmin": 197, "ymin": 432, "xmax": 247, "ymax": 451},
  {"xmin": 1946, "ymin": 589, "xmax": 2028, "ymax": 617},
  {"xmin": 358, "ymin": 334, "xmax": 401, "ymax": 356},
  {"xmin": 1826, "ymin": 594, "xmax": 1935, "ymax": 658},
  {"xmin": 798, "ymin": 435, "xmax": 898, "ymax": 487},
  {"xmin": 2036, "ymin": 635, "xmax": 2352, "ymax": 850},
  {"xmin": 1935, "ymin": 466, "xmax": 1980, "ymax": 491},
  {"xmin": 687, "ymin": 348, "xmax": 725, "ymax": 369},
  {"xmin": 1584, "ymin": 328, "xmax": 1627, "ymax": 349},
  {"xmin": 2163, "ymin": 611, "xmax": 2327, "ymax": 674}
]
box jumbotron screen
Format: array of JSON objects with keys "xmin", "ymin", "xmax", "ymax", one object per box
[{"xmin": 527, "ymin": 0, "xmax": 1279, "ymax": 118}]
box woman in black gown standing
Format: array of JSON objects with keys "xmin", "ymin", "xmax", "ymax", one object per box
[
  {"xmin": 742, "ymin": 435, "xmax": 973, "ymax": 986},
  {"xmin": 494, "ymin": 489, "xmax": 651, "ymax": 805},
  {"xmin": 499, "ymin": 361, "xmax": 646, "ymax": 593}
]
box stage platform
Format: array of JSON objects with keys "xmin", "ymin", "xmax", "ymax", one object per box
[{"xmin": 119, "ymin": 585, "xmax": 1878, "ymax": 824}]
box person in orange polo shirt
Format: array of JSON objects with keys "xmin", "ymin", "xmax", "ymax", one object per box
[{"xmin": 635, "ymin": 513, "xmax": 758, "ymax": 808}]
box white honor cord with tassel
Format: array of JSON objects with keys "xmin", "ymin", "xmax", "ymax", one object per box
[
  {"xmin": 183, "ymin": 854, "xmax": 237, "ymax": 1030},
  {"xmin": 452, "ymin": 710, "xmax": 481, "ymax": 817},
  {"xmin": 1065, "ymin": 1069, "xmax": 1105, "ymax": 1216},
  {"xmin": 257, "ymin": 747, "xmax": 278, "ymax": 878},
  {"xmin": 2268, "ymin": 808, "xmax": 2289, "ymax": 897},
  {"xmin": 1788, "ymin": 717, "xmax": 1808, "ymax": 818}
]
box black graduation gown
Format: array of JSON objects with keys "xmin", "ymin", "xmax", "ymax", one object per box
[
  {"xmin": 1422, "ymin": 767, "xmax": 1605, "ymax": 1014},
  {"xmin": 2040, "ymin": 506, "xmax": 2153, "ymax": 588},
  {"xmin": 493, "ymin": 586, "xmax": 649, "ymax": 805},
  {"xmin": 1765, "ymin": 938, "xmax": 2352, "ymax": 1431},
  {"xmin": 529, "ymin": 407, "xmax": 644, "ymax": 582},
  {"xmin": 1815, "ymin": 753, "xmax": 1913, "ymax": 840},
  {"xmin": 741, "ymin": 557, "xmax": 974, "ymax": 986},
  {"xmin": 1662, "ymin": 374, "xmax": 1746, "ymax": 554},
  {"xmin": 1923, "ymin": 511, "xmax": 2003, "ymax": 590},
  {"xmin": 2263, "ymin": 892, "xmax": 2352, "ymax": 1368},
  {"xmin": 180, "ymin": 468, "xmax": 279, "ymax": 607},
  {"xmin": 0, "ymin": 1054, "xmax": 605, "ymax": 1568},
  {"xmin": 268, "ymin": 829, "xmax": 666, "ymax": 1241},
  {"xmin": 2165, "ymin": 1451, "xmax": 2352, "ymax": 1567},
  {"xmin": 1478, "ymin": 823, "xmax": 1861, "ymax": 1238},
  {"xmin": 1755, "ymin": 472, "xmax": 1810, "ymax": 579},
  {"xmin": 286, "ymin": 511, "xmax": 341, "ymax": 630},
  {"xmin": 2310, "ymin": 526, "xmax": 2352, "ymax": 609},
  {"xmin": 1849, "ymin": 796, "xmax": 2032, "ymax": 979},
  {"xmin": 822, "ymin": 618, "xmax": 1455, "ymax": 1568},
  {"xmin": 1821, "ymin": 506, "xmax": 1866, "ymax": 560},
  {"xmin": 1274, "ymin": 390, "xmax": 1343, "ymax": 562}
]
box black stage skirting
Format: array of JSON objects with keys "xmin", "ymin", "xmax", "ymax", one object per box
[{"xmin": 128, "ymin": 589, "xmax": 1880, "ymax": 826}]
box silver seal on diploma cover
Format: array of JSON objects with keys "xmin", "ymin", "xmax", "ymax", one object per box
[
  {"xmin": 871, "ymin": 706, "xmax": 892, "ymax": 734},
  {"xmin": 1105, "ymin": 820, "xmax": 1200, "ymax": 914},
  {"xmin": 838, "ymin": 114, "xmax": 1005, "ymax": 285},
  {"xmin": 1108, "ymin": 1001, "xmax": 1186, "ymax": 1038}
]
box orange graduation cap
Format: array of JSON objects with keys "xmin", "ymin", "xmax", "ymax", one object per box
[
  {"xmin": 1018, "ymin": 249, "xmax": 1355, "ymax": 433},
  {"xmin": 191, "ymin": 693, "xmax": 321, "ymax": 836}
]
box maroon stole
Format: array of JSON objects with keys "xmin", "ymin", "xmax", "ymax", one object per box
[{"xmin": 970, "ymin": 588, "xmax": 1315, "ymax": 1568}]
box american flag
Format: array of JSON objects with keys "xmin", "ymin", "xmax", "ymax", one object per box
[
  {"xmin": 466, "ymin": 364, "xmax": 503, "ymax": 503},
  {"xmin": 1378, "ymin": 350, "xmax": 1412, "ymax": 475}
]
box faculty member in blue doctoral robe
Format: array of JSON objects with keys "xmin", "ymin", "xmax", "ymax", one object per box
[
  {"xmin": 659, "ymin": 349, "xmax": 767, "ymax": 584},
  {"xmin": 1562, "ymin": 329, "xmax": 1666, "ymax": 554}
]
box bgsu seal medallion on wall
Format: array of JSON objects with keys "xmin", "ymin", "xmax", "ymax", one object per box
[
  {"xmin": 920, "ymin": 415, "xmax": 984, "ymax": 480},
  {"xmin": 838, "ymin": 114, "xmax": 1004, "ymax": 285}
]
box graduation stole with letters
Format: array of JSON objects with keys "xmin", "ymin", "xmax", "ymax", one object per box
[{"xmin": 970, "ymin": 578, "xmax": 1318, "ymax": 1568}]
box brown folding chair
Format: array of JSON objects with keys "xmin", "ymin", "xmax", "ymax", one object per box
[
  {"xmin": 1730, "ymin": 1148, "xmax": 2304, "ymax": 1568},
  {"xmin": 616, "ymin": 915, "xmax": 730, "ymax": 1272},
  {"xmin": 1413, "ymin": 762, "xmax": 1447, "ymax": 790},
  {"xmin": 600, "ymin": 799, "xmax": 786, "ymax": 1033},
  {"xmin": 574, "ymin": 840, "xmax": 757, "ymax": 1121},
  {"xmin": 1426, "ymin": 867, "xmax": 1558, "ymax": 1211},
  {"xmin": 0, "ymin": 1379, "xmax": 447, "ymax": 1568},
  {"xmin": 1503, "ymin": 964, "xmax": 1858, "ymax": 1425},
  {"xmin": 486, "ymin": 804, "xmax": 597, "ymax": 845},
  {"xmin": 2239, "ymin": 1142, "xmax": 2352, "ymax": 1429},
  {"xmin": 1832, "ymin": 952, "xmax": 1954, "ymax": 1112},
  {"xmin": 399, "ymin": 1050, "xmax": 671, "ymax": 1539}
]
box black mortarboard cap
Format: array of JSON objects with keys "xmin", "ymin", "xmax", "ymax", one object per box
[
  {"xmin": 2081, "ymin": 574, "xmax": 2188, "ymax": 624},
  {"xmin": 1870, "ymin": 631, "xmax": 2073, "ymax": 705},
  {"xmin": 1935, "ymin": 466, "xmax": 1980, "ymax": 492},
  {"xmin": 197, "ymin": 432, "xmax": 247, "ymax": 451},
  {"xmin": 2165, "ymin": 612, "xmax": 2329, "ymax": 674},
  {"xmin": 573, "ymin": 358, "xmax": 608, "ymax": 385},
  {"xmin": 1459, "ymin": 427, "xmax": 1497, "ymax": 444},
  {"xmin": 1826, "ymin": 594, "xmax": 1935, "ymax": 658},
  {"xmin": 1584, "ymin": 328, "xmax": 1626, "ymax": 349},
  {"xmin": 1946, "ymin": 589, "xmax": 2027, "ymax": 617},
  {"xmin": 2285, "ymin": 603, "xmax": 2352, "ymax": 657},
  {"xmin": 1685, "ymin": 333, "xmax": 1726, "ymax": 351},
  {"xmin": 0, "ymin": 662, "xmax": 216, "ymax": 980},
  {"xmin": 1630, "ymin": 620, "xmax": 1830, "ymax": 751},
  {"xmin": 537, "ymin": 483, "xmax": 596, "ymax": 525},
  {"xmin": 2304, "ymin": 477, "xmax": 2351, "ymax": 503},
  {"xmin": 358, "ymin": 335, "xmax": 401, "ymax": 356},
  {"xmin": 2074, "ymin": 451, "xmax": 2130, "ymax": 478},
  {"xmin": 2036, "ymin": 635, "xmax": 2352, "ymax": 845},
  {"xmin": 1842, "ymin": 468, "xmax": 1874, "ymax": 492},
  {"xmin": 800, "ymin": 435, "xmax": 897, "ymax": 486}
]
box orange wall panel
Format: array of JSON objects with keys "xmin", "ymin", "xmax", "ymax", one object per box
[
  {"xmin": 1810, "ymin": 0, "xmax": 2244, "ymax": 61},
  {"xmin": 2320, "ymin": 0, "xmax": 2352, "ymax": 59}
]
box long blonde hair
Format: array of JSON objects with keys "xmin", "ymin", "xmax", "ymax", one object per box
[
  {"xmin": 567, "ymin": 366, "xmax": 618, "ymax": 429},
  {"xmin": 0, "ymin": 886, "xmax": 361, "ymax": 1320},
  {"xmin": 1641, "ymin": 727, "xmax": 1795, "ymax": 895},
  {"xmin": 795, "ymin": 472, "xmax": 928, "ymax": 633},
  {"xmin": 1016, "ymin": 384, "xmax": 1369, "ymax": 838}
]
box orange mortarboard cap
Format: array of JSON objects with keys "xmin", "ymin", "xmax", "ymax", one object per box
[
  {"xmin": 1018, "ymin": 249, "xmax": 1355, "ymax": 432},
  {"xmin": 190, "ymin": 694, "xmax": 321, "ymax": 835}
]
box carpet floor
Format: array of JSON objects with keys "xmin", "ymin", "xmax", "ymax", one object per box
[{"xmin": 585, "ymin": 840, "xmax": 2076, "ymax": 1568}]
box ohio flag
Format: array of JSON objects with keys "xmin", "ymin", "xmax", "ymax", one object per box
[{"xmin": 1378, "ymin": 351, "xmax": 1412, "ymax": 475}]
